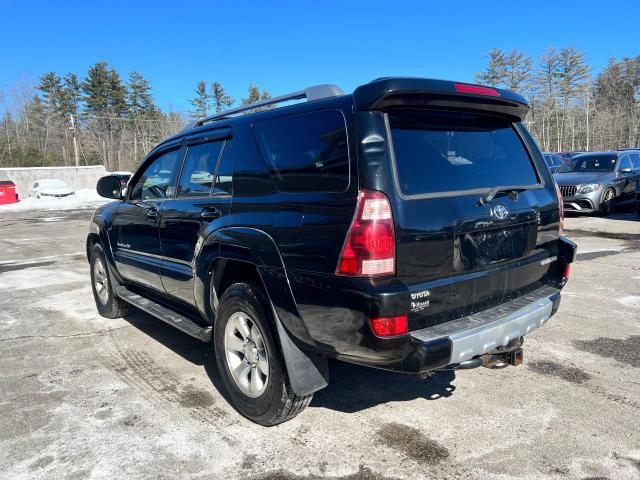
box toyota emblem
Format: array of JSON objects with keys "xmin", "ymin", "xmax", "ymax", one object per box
[{"xmin": 492, "ymin": 204, "xmax": 509, "ymax": 220}]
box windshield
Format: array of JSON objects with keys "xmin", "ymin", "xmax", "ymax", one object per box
[
  {"xmin": 39, "ymin": 179, "xmax": 67, "ymax": 188},
  {"xmin": 389, "ymin": 111, "xmax": 539, "ymax": 196},
  {"xmin": 558, "ymin": 156, "xmax": 616, "ymax": 173}
]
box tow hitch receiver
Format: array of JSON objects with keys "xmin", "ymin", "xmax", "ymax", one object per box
[{"xmin": 482, "ymin": 348, "xmax": 524, "ymax": 368}]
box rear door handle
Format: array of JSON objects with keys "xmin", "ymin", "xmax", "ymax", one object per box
[
  {"xmin": 201, "ymin": 207, "xmax": 222, "ymax": 219},
  {"xmin": 147, "ymin": 207, "xmax": 159, "ymax": 219}
]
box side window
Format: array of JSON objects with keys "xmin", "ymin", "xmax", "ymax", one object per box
[
  {"xmin": 178, "ymin": 141, "xmax": 223, "ymax": 197},
  {"xmin": 252, "ymin": 109, "xmax": 350, "ymax": 193},
  {"xmin": 629, "ymin": 153, "xmax": 640, "ymax": 171},
  {"xmin": 213, "ymin": 140, "xmax": 233, "ymax": 195},
  {"xmin": 618, "ymin": 155, "xmax": 633, "ymax": 172},
  {"xmin": 129, "ymin": 148, "xmax": 181, "ymax": 201}
]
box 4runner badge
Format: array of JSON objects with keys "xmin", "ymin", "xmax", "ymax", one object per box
[
  {"xmin": 410, "ymin": 289, "xmax": 431, "ymax": 312},
  {"xmin": 492, "ymin": 204, "xmax": 509, "ymax": 220}
]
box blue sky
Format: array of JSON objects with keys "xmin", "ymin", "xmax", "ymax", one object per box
[{"xmin": 2, "ymin": 0, "xmax": 638, "ymax": 112}]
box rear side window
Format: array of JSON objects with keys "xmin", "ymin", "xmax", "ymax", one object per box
[
  {"xmin": 213, "ymin": 141, "xmax": 233, "ymax": 195},
  {"xmin": 388, "ymin": 111, "xmax": 539, "ymax": 197},
  {"xmin": 178, "ymin": 141, "xmax": 223, "ymax": 197},
  {"xmin": 252, "ymin": 110, "xmax": 349, "ymax": 192}
]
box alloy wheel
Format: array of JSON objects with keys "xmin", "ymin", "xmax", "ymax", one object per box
[{"xmin": 224, "ymin": 311, "xmax": 269, "ymax": 398}]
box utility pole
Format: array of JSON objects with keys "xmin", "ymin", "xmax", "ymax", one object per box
[{"xmin": 69, "ymin": 114, "xmax": 80, "ymax": 167}]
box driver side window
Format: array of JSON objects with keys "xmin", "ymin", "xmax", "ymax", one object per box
[
  {"xmin": 129, "ymin": 149, "xmax": 181, "ymax": 201},
  {"xmin": 618, "ymin": 155, "xmax": 632, "ymax": 172}
]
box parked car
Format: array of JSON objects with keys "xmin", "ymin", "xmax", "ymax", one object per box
[
  {"xmin": 106, "ymin": 171, "xmax": 132, "ymax": 190},
  {"xmin": 88, "ymin": 78, "xmax": 575, "ymax": 425},
  {"xmin": 555, "ymin": 150, "xmax": 640, "ymax": 215},
  {"xmin": 543, "ymin": 152, "xmax": 565, "ymax": 174},
  {"xmin": 0, "ymin": 180, "xmax": 19, "ymax": 205},
  {"xmin": 636, "ymin": 180, "xmax": 640, "ymax": 216},
  {"xmin": 30, "ymin": 179, "xmax": 75, "ymax": 199}
]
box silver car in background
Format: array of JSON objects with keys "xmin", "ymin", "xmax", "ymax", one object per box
[{"xmin": 554, "ymin": 150, "xmax": 640, "ymax": 215}]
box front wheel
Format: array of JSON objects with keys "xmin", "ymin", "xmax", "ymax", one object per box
[
  {"xmin": 214, "ymin": 283, "xmax": 312, "ymax": 426},
  {"xmin": 90, "ymin": 244, "xmax": 130, "ymax": 319}
]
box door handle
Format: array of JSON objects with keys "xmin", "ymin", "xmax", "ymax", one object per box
[
  {"xmin": 201, "ymin": 207, "xmax": 222, "ymax": 219},
  {"xmin": 147, "ymin": 207, "xmax": 159, "ymax": 219}
]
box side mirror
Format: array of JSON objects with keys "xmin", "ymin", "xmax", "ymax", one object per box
[
  {"xmin": 97, "ymin": 175, "xmax": 124, "ymax": 199},
  {"xmin": 619, "ymin": 167, "xmax": 633, "ymax": 174}
]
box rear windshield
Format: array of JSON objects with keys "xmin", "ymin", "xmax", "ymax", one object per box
[
  {"xmin": 558, "ymin": 155, "xmax": 616, "ymax": 173},
  {"xmin": 388, "ymin": 111, "xmax": 539, "ymax": 196}
]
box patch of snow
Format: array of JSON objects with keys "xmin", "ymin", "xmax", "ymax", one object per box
[
  {"xmin": 616, "ymin": 296, "xmax": 640, "ymax": 308},
  {"xmin": 0, "ymin": 189, "xmax": 108, "ymax": 212}
]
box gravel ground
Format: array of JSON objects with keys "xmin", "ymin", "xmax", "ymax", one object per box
[{"xmin": 0, "ymin": 208, "xmax": 639, "ymax": 480}]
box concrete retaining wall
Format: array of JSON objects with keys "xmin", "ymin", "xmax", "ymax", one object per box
[{"xmin": 0, "ymin": 165, "xmax": 107, "ymax": 198}]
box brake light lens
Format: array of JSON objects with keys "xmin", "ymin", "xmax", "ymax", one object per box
[
  {"xmin": 370, "ymin": 315, "xmax": 408, "ymax": 337},
  {"xmin": 454, "ymin": 83, "xmax": 500, "ymax": 97},
  {"xmin": 337, "ymin": 190, "xmax": 396, "ymax": 277},
  {"xmin": 555, "ymin": 182, "xmax": 564, "ymax": 234},
  {"xmin": 563, "ymin": 263, "xmax": 571, "ymax": 280}
]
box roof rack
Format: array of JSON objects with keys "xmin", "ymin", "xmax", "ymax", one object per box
[{"xmin": 189, "ymin": 84, "xmax": 344, "ymax": 129}]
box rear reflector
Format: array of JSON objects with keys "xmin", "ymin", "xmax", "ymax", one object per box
[
  {"xmin": 369, "ymin": 315, "xmax": 408, "ymax": 337},
  {"xmin": 337, "ymin": 190, "xmax": 396, "ymax": 277},
  {"xmin": 454, "ymin": 83, "xmax": 500, "ymax": 97}
]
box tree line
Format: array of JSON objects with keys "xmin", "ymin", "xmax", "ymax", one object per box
[
  {"xmin": 2, "ymin": 51, "xmax": 638, "ymax": 171},
  {"xmin": 475, "ymin": 47, "xmax": 640, "ymax": 152},
  {"xmin": 0, "ymin": 62, "xmax": 271, "ymax": 171}
]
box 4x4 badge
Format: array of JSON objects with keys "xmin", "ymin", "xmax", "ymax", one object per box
[{"xmin": 492, "ymin": 204, "xmax": 509, "ymax": 220}]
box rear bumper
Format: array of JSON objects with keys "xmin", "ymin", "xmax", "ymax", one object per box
[
  {"xmin": 408, "ymin": 285, "xmax": 559, "ymax": 369},
  {"xmin": 289, "ymin": 237, "xmax": 576, "ymax": 373}
]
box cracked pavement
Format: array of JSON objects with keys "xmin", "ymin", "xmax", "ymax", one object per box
[{"xmin": 0, "ymin": 208, "xmax": 639, "ymax": 479}]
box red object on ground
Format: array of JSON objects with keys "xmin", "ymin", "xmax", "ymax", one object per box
[{"xmin": 0, "ymin": 181, "xmax": 18, "ymax": 205}]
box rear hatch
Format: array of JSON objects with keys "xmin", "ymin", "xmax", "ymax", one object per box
[{"xmin": 354, "ymin": 79, "xmax": 561, "ymax": 329}]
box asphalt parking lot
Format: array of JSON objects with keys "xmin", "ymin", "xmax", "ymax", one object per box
[{"xmin": 1, "ymin": 207, "xmax": 639, "ymax": 480}]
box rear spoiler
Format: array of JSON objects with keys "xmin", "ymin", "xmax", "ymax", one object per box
[{"xmin": 353, "ymin": 77, "xmax": 529, "ymax": 122}]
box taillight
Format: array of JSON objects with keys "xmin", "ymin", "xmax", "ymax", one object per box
[
  {"xmin": 555, "ymin": 182, "xmax": 564, "ymax": 234},
  {"xmin": 563, "ymin": 263, "xmax": 571, "ymax": 280},
  {"xmin": 369, "ymin": 315, "xmax": 408, "ymax": 337},
  {"xmin": 337, "ymin": 189, "xmax": 396, "ymax": 277},
  {"xmin": 454, "ymin": 83, "xmax": 500, "ymax": 97}
]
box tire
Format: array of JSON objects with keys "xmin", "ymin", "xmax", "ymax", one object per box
[
  {"xmin": 214, "ymin": 282, "xmax": 312, "ymax": 426},
  {"xmin": 598, "ymin": 187, "xmax": 615, "ymax": 216},
  {"xmin": 90, "ymin": 244, "xmax": 130, "ymax": 319}
]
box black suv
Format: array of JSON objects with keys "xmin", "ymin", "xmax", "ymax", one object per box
[{"xmin": 89, "ymin": 78, "xmax": 576, "ymax": 425}]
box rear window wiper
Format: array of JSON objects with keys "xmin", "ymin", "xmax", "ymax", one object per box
[{"xmin": 479, "ymin": 187, "xmax": 528, "ymax": 205}]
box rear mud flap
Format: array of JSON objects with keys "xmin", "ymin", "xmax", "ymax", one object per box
[{"xmin": 270, "ymin": 303, "xmax": 329, "ymax": 397}]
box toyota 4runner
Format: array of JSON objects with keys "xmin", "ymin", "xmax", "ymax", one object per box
[{"xmin": 88, "ymin": 77, "xmax": 576, "ymax": 425}]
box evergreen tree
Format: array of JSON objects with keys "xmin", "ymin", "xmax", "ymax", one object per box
[
  {"xmin": 504, "ymin": 49, "xmax": 532, "ymax": 92},
  {"xmin": 557, "ymin": 46, "xmax": 590, "ymax": 101},
  {"xmin": 60, "ymin": 73, "xmax": 81, "ymax": 117},
  {"xmin": 38, "ymin": 72, "xmax": 63, "ymax": 115},
  {"xmin": 127, "ymin": 71, "xmax": 157, "ymax": 118},
  {"xmin": 210, "ymin": 81, "xmax": 234, "ymax": 113},
  {"xmin": 242, "ymin": 85, "xmax": 272, "ymax": 110},
  {"xmin": 83, "ymin": 61, "xmax": 112, "ymax": 114},
  {"xmin": 475, "ymin": 48, "xmax": 507, "ymax": 87},
  {"xmin": 189, "ymin": 80, "xmax": 211, "ymax": 118},
  {"xmin": 108, "ymin": 68, "xmax": 128, "ymax": 117}
]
